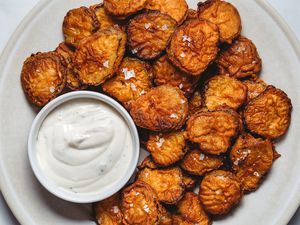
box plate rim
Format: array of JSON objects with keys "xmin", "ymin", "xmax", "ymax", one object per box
[{"xmin": 0, "ymin": 0, "xmax": 299, "ymax": 225}]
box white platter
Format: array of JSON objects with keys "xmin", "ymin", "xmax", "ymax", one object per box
[{"xmin": 0, "ymin": 0, "xmax": 300, "ymax": 225}]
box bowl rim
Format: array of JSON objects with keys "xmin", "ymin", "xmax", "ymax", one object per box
[{"xmin": 27, "ymin": 91, "xmax": 140, "ymax": 203}]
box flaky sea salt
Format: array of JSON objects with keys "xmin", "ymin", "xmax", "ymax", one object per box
[
  {"xmin": 180, "ymin": 52, "xmax": 186, "ymax": 58},
  {"xmin": 156, "ymin": 138, "xmax": 165, "ymax": 148},
  {"xmin": 179, "ymin": 83, "xmax": 184, "ymax": 89},
  {"xmin": 112, "ymin": 206, "xmax": 119, "ymax": 213},
  {"xmin": 162, "ymin": 24, "xmax": 168, "ymax": 30},
  {"xmin": 103, "ymin": 60, "xmax": 109, "ymax": 68},
  {"xmin": 200, "ymin": 154, "xmax": 205, "ymax": 160},
  {"xmin": 144, "ymin": 23, "xmax": 151, "ymax": 29},
  {"xmin": 182, "ymin": 35, "xmax": 192, "ymax": 42},
  {"xmin": 50, "ymin": 86, "xmax": 55, "ymax": 93},
  {"xmin": 122, "ymin": 68, "xmax": 136, "ymax": 80},
  {"xmin": 130, "ymin": 83, "xmax": 137, "ymax": 91},
  {"xmin": 253, "ymin": 172, "xmax": 260, "ymax": 177},
  {"xmin": 143, "ymin": 204, "xmax": 150, "ymax": 213},
  {"xmin": 170, "ymin": 113, "xmax": 178, "ymax": 118},
  {"xmin": 132, "ymin": 48, "xmax": 138, "ymax": 54}
]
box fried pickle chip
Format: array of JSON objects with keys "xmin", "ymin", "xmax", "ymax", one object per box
[
  {"xmin": 172, "ymin": 214, "xmax": 195, "ymax": 225},
  {"xmin": 55, "ymin": 42, "xmax": 86, "ymax": 90},
  {"xmin": 138, "ymin": 156, "xmax": 160, "ymax": 170},
  {"xmin": 159, "ymin": 206, "xmax": 173, "ymax": 225},
  {"xmin": 180, "ymin": 149, "xmax": 223, "ymax": 176},
  {"xmin": 186, "ymin": 110, "xmax": 239, "ymax": 155},
  {"xmin": 94, "ymin": 193, "xmax": 123, "ymax": 225},
  {"xmin": 153, "ymin": 55, "xmax": 199, "ymax": 96},
  {"xmin": 199, "ymin": 170, "xmax": 243, "ymax": 215},
  {"xmin": 21, "ymin": 52, "xmax": 66, "ymax": 107},
  {"xmin": 242, "ymin": 75, "xmax": 267, "ymax": 101},
  {"xmin": 188, "ymin": 90, "xmax": 203, "ymax": 116},
  {"xmin": 122, "ymin": 181, "xmax": 161, "ymax": 225},
  {"xmin": 167, "ymin": 19, "xmax": 219, "ymax": 76},
  {"xmin": 130, "ymin": 85, "xmax": 188, "ymax": 132},
  {"xmin": 186, "ymin": 9, "xmax": 198, "ymax": 20},
  {"xmin": 198, "ymin": 0, "xmax": 241, "ymax": 44},
  {"xmin": 217, "ymin": 36, "xmax": 262, "ymax": 79},
  {"xmin": 230, "ymin": 134, "xmax": 274, "ymax": 191},
  {"xmin": 102, "ymin": 57, "xmax": 152, "ymax": 108},
  {"xmin": 182, "ymin": 173, "xmax": 197, "ymax": 190},
  {"xmin": 244, "ymin": 86, "xmax": 292, "ymax": 139},
  {"xmin": 137, "ymin": 167, "xmax": 185, "ymax": 204},
  {"xmin": 147, "ymin": 131, "xmax": 186, "ymax": 166},
  {"xmin": 73, "ymin": 27, "xmax": 126, "ymax": 86},
  {"xmin": 103, "ymin": 0, "xmax": 147, "ymax": 19},
  {"xmin": 90, "ymin": 4, "xmax": 121, "ymax": 30},
  {"xmin": 204, "ymin": 75, "xmax": 247, "ymax": 110},
  {"xmin": 127, "ymin": 11, "xmax": 177, "ymax": 60},
  {"xmin": 63, "ymin": 7, "xmax": 99, "ymax": 47},
  {"xmin": 145, "ymin": 0, "xmax": 188, "ymax": 24},
  {"xmin": 177, "ymin": 192, "xmax": 211, "ymax": 225}
]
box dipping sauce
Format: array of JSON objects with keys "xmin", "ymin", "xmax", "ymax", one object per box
[{"xmin": 36, "ymin": 99, "xmax": 134, "ymax": 193}]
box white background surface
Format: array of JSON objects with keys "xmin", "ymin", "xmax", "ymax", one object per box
[{"xmin": 0, "ymin": 0, "xmax": 299, "ymax": 224}]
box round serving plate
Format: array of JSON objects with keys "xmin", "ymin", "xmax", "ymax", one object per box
[{"xmin": 0, "ymin": 0, "xmax": 300, "ymax": 225}]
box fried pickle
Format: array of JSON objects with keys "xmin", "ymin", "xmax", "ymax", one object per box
[
  {"xmin": 145, "ymin": 0, "xmax": 188, "ymax": 24},
  {"xmin": 137, "ymin": 167, "xmax": 185, "ymax": 204},
  {"xmin": 102, "ymin": 57, "xmax": 152, "ymax": 108},
  {"xmin": 94, "ymin": 193, "xmax": 123, "ymax": 225},
  {"xmin": 217, "ymin": 36, "xmax": 262, "ymax": 78},
  {"xmin": 159, "ymin": 206, "xmax": 173, "ymax": 225},
  {"xmin": 90, "ymin": 4, "xmax": 120, "ymax": 30},
  {"xmin": 186, "ymin": 110, "xmax": 240, "ymax": 155},
  {"xmin": 177, "ymin": 192, "xmax": 211, "ymax": 225},
  {"xmin": 21, "ymin": 52, "xmax": 66, "ymax": 107},
  {"xmin": 127, "ymin": 11, "xmax": 177, "ymax": 60},
  {"xmin": 63, "ymin": 7, "xmax": 99, "ymax": 47},
  {"xmin": 198, "ymin": 0, "xmax": 241, "ymax": 44},
  {"xmin": 172, "ymin": 214, "xmax": 194, "ymax": 225},
  {"xmin": 167, "ymin": 19, "xmax": 219, "ymax": 76},
  {"xmin": 153, "ymin": 55, "xmax": 199, "ymax": 97},
  {"xmin": 180, "ymin": 149, "xmax": 223, "ymax": 176},
  {"xmin": 73, "ymin": 27, "xmax": 126, "ymax": 86},
  {"xmin": 188, "ymin": 90, "xmax": 203, "ymax": 116},
  {"xmin": 121, "ymin": 181, "xmax": 161, "ymax": 225},
  {"xmin": 138, "ymin": 156, "xmax": 160, "ymax": 170},
  {"xmin": 182, "ymin": 173, "xmax": 197, "ymax": 190},
  {"xmin": 243, "ymin": 86, "xmax": 292, "ymax": 139},
  {"xmin": 146, "ymin": 131, "xmax": 186, "ymax": 166},
  {"xmin": 204, "ymin": 75, "xmax": 247, "ymax": 110},
  {"xmin": 186, "ymin": 9, "xmax": 198, "ymax": 20},
  {"xmin": 199, "ymin": 170, "xmax": 243, "ymax": 215},
  {"xmin": 242, "ymin": 75, "xmax": 267, "ymax": 101},
  {"xmin": 130, "ymin": 85, "xmax": 188, "ymax": 132},
  {"xmin": 230, "ymin": 134, "xmax": 274, "ymax": 191}
]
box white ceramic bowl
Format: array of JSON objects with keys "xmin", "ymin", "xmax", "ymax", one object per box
[{"xmin": 27, "ymin": 91, "xmax": 140, "ymax": 203}]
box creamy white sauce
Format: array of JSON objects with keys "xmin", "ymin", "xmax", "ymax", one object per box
[{"xmin": 36, "ymin": 99, "xmax": 133, "ymax": 194}]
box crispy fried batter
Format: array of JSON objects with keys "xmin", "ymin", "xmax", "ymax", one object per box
[
  {"xmin": 127, "ymin": 11, "xmax": 177, "ymax": 60},
  {"xmin": 172, "ymin": 214, "xmax": 194, "ymax": 225},
  {"xmin": 230, "ymin": 134, "xmax": 274, "ymax": 191},
  {"xmin": 73, "ymin": 27, "xmax": 126, "ymax": 86},
  {"xmin": 204, "ymin": 75, "xmax": 247, "ymax": 110},
  {"xmin": 122, "ymin": 181, "xmax": 161, "ymax": 225},
  {"xmin": 242, "ymin": 75, "xmax": 267, "ymax": 101},
  {"xmin": 153, "ymin": 55, "xmax": 199, "ymax": 96},
  {"xmin": 145, "ymin": 0, "xmax": 188, "ymax": 24},
  {"xmin": 21, "ymin": 52, "xmax": 66, "ymax": 107},
  {"xmin": 130, "ymin": 85, "xmax": 188, "ymax": 132},
  {"xmin": 137, "ymin": 167, "xmax": 185, "ymax": 204},
  {"xmin": 94, "ymin": 193, "xmax": 123, "ymax": 225},
  {"xmin": 180, "ymin": 149, "xmax": 223, "ymax": 176},
  {"xmin": 167, "ymin": 19, "xmax": 219, "ymax": 76},
  {"xmin": 63, "ymin": 7, "xmax": 99, "ymax": 47},
  {"xmin": 198, "ymin": 0, "xmax": 241, "ymax": 44},
  {"xmin": 138, "ymin": 156, "xmax": 160, "ymax": 170},
  {"xmin": 159, "ymin": 206, "xmax": 173, "ymax": 225},
  {"xmin": 217, "ymin": 36, "xmax": 262, "ymax": 78},
  {"xmin": 177, "ymin": 192, "xmax": 211, "ymax": 225},
  {"xmin": 244, "ymin": 86, "xmax": 292, "ymax": 139},
  {"xmin": 102, "ymin": 57, "xmax": 153, "ymax": 108},
  {"xmin": 182, "ymin": 173, "xmax": 197, "ymax": 190},
  {"xmin": 186, "ymin": 9, "xmax": 198, "ymax": 20},
  {"xmin": 188, "ymin": 90, "xmax": 203, "ymax": 116},
  {"xmin": 90, "ymin": 4, "xmax": 120, "ymax": 30},
  {"xmin": 186, "ymin": 110, "xmax": 239, "ymax": 155},
  {"xmin": 103, "ymin": 0, "xmax": 147, "ymax": 19},
  {"xmin": 55, "ymin": 42, "xmax": 86, "ymax": 90},
  {"xmin": 147, "ymin": 131, "xmax": 186, "ymax": 166},
  {"xmin": 199, "ymin": 170, "xmax": 243, "ymax": 215}
]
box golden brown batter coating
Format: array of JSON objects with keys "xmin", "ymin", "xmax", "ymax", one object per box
[
  {"xmin": 122, "ymin": 181, "xmax": 161, "ymax": 225},
  {"xmin": 199, "ymin": 170, "xmax": 243, "ymax": 215},
  {"xmin": 138, "ymin": 156, "xmax": 161, "ymax": 170},
  {"xmin": 230, "ymin": 134, "xmax": 274, "ymax": 191},
  {"xmin": 73, "ymin": 27, "xmax": 126, "ymax": 86},
  {"xmin": 103, "ymin": 0, "xmax": 147, "ymax": 19},
  {"xmin": 159, "ymin": 206, "xmax": 173, "ymax": 225},
  {"xmin": 217, "ymin": 36, "xmax": 262, "ymax": 79},
  {"xmin": 180, "ymin": 149, "xmax": 223, "ymax": 176},
  {"xmin": 182, "ymin": 173, "xmax": 197, "ymax": 190},
  {"xmin": 198, "ymin": 0, "xmax": 241, "ymax": 44},
  {"xmin": 167, "ymin": 19, "xmax": 219, "ymax": 76},
  {"xmin": 102, "ymin": 57, "xmax": 153, "ymax": 108},
  {"xmin": 130, "ymin": 85, "xmax": 189, "ymax": 132},
  {"xmin": 90, "ymin": 4, "xmax": 120, "ymax": 30},
  {"xmin": 94, "ymin": 193, "xmax": 123, "ymax": 225},
  {"xmin": 188, "ymin": 90, "xmax": 203, "ymax": 116},
  {"xmin": 147, "ymin": 131, "xmax": 186, "ymax": 166},
  {"xmin": 137, "ymin": 167, "xmax": 185, "ymax": 204},
  {"xmin": 186, "ymin": 110, "xmax": 240, "ymax": 155},
  {"xmin": 153, "ymin": 55, "xmax": 199, "ymax": 97},
  {"xmin": 63, "ymin": 7, "xmax": 99, "ymax": 47},
  {"xmin": 127, "ymin": 11, "xmax": 177, "ymax": 60},
  {"xmin": 145, "ymin": 0, "xmax": 188, "ymax": 24},
  {"xmin": 243, "ymin": 86, "xmax": 292, "ymax": 139},
  {"xmin": 21, "ymin": 52, "xmax": 66, "ymax": 107},
  {"xmin": 172, "ymin": 214, "xmax": 194, "ymax": 225},
  {"xmin": 204, "ymin": 75, "xmax": 247, "ymax": 110},
  {"xmin": 242, "ymin": 75, "xmax": 267, "ymax": 101},
  {"xmin": 186, "ymin": 9, "xmax": 198, "ymax": 20}
]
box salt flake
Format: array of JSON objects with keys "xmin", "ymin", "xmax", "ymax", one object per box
[
  {"xmin": 132, "ymin": 48, "xmax": 138, "ymax": 54},
  {"xmin": 144, "ymin": 23, "xmax": 151, "ymax": 29},
  {"xmin": 162, "ymin": 24, "xmax": 168, "ymax": 30},
  {"xmin": 170, "ymin": 113, "xmax": 178, "ymax": 119},
  {"xmin": 122, "ymin": 68, "xmax": 136, "ymax": 80},
  {"xmin": 156, "ymin": 138, "xmax": 165, "ymax": 148},
  {"xmin": 103, "ymin": 60, "xmax": 109, "ymax": 68},
  {"xmin": 200, "ymin": 154, "xmax": 205, "ymax": 160},
  {"xmin": 180, "ymin": 52, "xmax": 186, "ymax": 58},
  {"xmin": 182, "ymin": 35, "xmax": 192, "ymax": 42},
  {"xmin": 50, "ymin": 86, "xmax": 55, "ymax": 93},
  {"xmin": 130, "ymin": 83, "xmax": 137, "ymax": 91},
  {"xmin": 143, "ymin": 204, "xmax": 150, "ymax": 213},
  {"xmin": 179, "ymin": 83, "xmax": 184, "ymax": 89},
  {"xmin": 112, "ymin": 206, "xmax": 119, "ymax": 213}
]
